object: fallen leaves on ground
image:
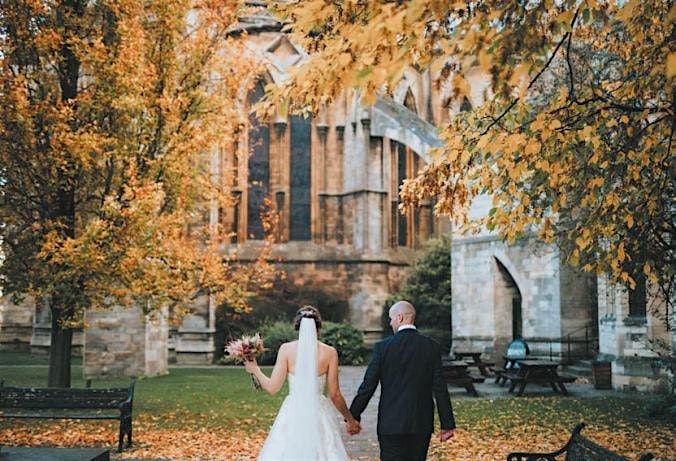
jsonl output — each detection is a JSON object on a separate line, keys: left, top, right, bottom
{"left": 429, "top": 423, "right": 674, "bottom": 460}
{"left": 1, "top": 419, "right": 673, "bottom": 460}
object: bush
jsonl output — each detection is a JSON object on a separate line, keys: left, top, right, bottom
{"left": 383, "top": 236, "right": 452, "bottom": 339}
{"left": 321, "top": 322, "right": 366, "bottom": 365}
{"left": 418, "top": 328, "right": 452, "bottom": 355}
{"left": 252, "top": 320, "right": 366, "bottom": 366}
{"left": 215, "top": 276, "right": 350, "bottom": 360}
{"left": 258, "top": 321, "right": 296, "bottom": 365}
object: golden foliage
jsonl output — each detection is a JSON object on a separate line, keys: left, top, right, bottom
{"left": 0, "top": 1, "right": 276, "bottom": 327}
{"left": 272, "top": 0, "right": 674, "bottom": 299}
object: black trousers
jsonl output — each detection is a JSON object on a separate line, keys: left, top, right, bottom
{"left": 378, "top": 433, "right": 432, "bottom": 461}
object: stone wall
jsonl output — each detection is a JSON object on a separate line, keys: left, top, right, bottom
{"left": 597, "top": 275, "right": 672, "bottom": 392}
{"left": 28, "top": 302, "right": 84, "bottom": 355}
{"left": 84, "top": 306, "right": 168, "bottom": 379}
{"left": 279, "top": 255, "right": 412, "bottom": 345}
{"left": 451, "top": 234, "right": 597, "bottom": 362}
{"left": 0, "top": 296, "right": 34, "bottom": 351}
{"left": 175, "top": 296, "right": 215, "bottom": 365}
{"left": 559, "top": 264, "right": 598, "bottom": 357}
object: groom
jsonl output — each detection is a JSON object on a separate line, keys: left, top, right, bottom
{"left": 349, "top": 301, "right": 455, "bottom": 461}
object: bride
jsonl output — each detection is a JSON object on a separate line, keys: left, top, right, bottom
{"left": 244, "top": 306, "right": 361, "bottom": 460}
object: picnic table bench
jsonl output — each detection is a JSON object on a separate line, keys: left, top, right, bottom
{"left": 452, "top": 350, "right": 495, "bottom": 377}
{"left": 503, "top": 360, "right": 575, "bottom": 396}
{"left": 441, "top": 359, "right": 484, "bottom": 397}
{"left": 507, "top": 422, "right": 654, "bottom": 460}
{"left": 0, "top": 380, "right": 135, "bottom": 452}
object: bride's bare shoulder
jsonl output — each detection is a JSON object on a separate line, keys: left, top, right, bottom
{"left": 318, "top": 341, "right": 337, "bottom": 354}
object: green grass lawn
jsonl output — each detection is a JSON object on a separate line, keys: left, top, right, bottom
{"left": 1, "top": 360, "right": 285, "bottom": 431}
{"left": 1, "top": 352, "right": 674, "bottom": 460}
{"left": 0, "top": 352, "right": 673, "bottom": 437}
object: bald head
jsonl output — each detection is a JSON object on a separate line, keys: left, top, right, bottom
{"left": 388, "top": 301, "right": 416, "bottom": 332}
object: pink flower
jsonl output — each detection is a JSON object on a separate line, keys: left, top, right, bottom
{"left": 224, "top": 333, "right": 265, "bottom": 362}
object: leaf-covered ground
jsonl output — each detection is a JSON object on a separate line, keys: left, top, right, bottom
{"left": 1, "top": 360, "right": 673, "bottom": 460}
{"left": 2, "top": 418, "right": 672, "bottom": 460}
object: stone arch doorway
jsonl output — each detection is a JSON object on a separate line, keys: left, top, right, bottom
{"left": 493, "top": 256, "right": 524, "bottom": 359}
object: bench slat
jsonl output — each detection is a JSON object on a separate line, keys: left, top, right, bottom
{"left": 1, "top": 412, "right": 121, "bottom": 420}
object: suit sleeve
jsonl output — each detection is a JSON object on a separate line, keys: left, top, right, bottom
{"left": 349, "top": 342, "right": 382, "bottom": 422}
{"left": 432, "top": 343, "right": 456, "bottom": 430}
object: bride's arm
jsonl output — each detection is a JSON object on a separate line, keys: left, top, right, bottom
{"left": 244, "top": 344, "right": 289, "bottom": 395}
{"left": 326, "top": 347, "right": 358, "bottom": 424}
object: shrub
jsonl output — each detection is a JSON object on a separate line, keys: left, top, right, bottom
{"left": 418, "top": 328, "right": 452, "bottom": 355}
{"left": 252, "top": 320, "right": 365, "bottom": 366}
{"left": 215, "top": 276, "right": 350, "bottom": 360}
{"left": 383, "top": 236, "right": 452, "bottom": 346}
{"left": 321, "top": 322, "right": 366, "bottom": 365}
{"left": 258, "top": 321, "right": 296, "bottom": 365}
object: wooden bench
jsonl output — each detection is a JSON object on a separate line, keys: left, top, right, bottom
{"left": 507, "top": 423, "right": 654, "bottom": 460}
{"left": 503, "top": 360, "right": 576, "bottom": 396}
{"left": 503, "top": 371, "right": 575, "bottom": 395}
{"left": 0, "top": 380, "right": 135, "bottom": 452}
{"left": 441, "top": 360, "right": 482, "bottom": 397}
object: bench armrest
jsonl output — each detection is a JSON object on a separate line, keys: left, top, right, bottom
{"left": 118, "top": 379, "right": 136, "bottom": 412}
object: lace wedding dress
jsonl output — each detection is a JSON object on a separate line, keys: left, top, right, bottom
{"left": 257, "top": 318, "right": 350, "bottom": 461}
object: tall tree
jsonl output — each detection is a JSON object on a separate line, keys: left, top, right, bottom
{"left": 0, "top": 0, "right": 274, "bottom": 387}
{"left": 272, "top": 0, "right": 674, "bottom": 313}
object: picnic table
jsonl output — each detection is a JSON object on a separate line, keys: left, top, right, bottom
{"left": 441, "top": 359, "right": 484, "bottom": 397}
{"left": 502, "top": 359, "right": 575, "bottom": 397}
{"left": 451, "top": 351, "right": 494, "bottom": 377}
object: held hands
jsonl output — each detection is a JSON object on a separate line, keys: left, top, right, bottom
{"left": 345, "top": 418, "right": 361, "bottom": 435}
{"left": 439, "top": 428, "right": 454, "bottom": 442}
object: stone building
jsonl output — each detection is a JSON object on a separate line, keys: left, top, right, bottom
{"left": 597, "top": 276, "right": 674, "bottom": 392}
{"left": 0, "top": 5, "right": 672, "bottom": 390}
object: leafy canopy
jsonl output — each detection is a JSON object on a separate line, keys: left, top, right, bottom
{"left": 273, "top": 0, "right": 674, "bottom": 302}
{"left": 0, "top": 0, "right": 275, "bottom": 325}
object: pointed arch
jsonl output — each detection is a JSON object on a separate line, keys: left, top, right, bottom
{"left": 404, "top": 88, "right": 418, "bottom": 114}
{"left": 492, "top": 253, "right": 526, "bottom": 340}
{"left": 460, "top": 96, "right": 473, "bottom": 112}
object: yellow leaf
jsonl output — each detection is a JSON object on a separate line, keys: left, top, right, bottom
{"left": 667, "top": 52, "right": 676, "bottom": 78}
{"left": 452, "top": 74, "right": 471, "bottom": 97}
{"left": 478, "top": 49, "right": 492, "bottom": 72}
{"left": 525, "top": 141, "right": 541, "bottom": 156}
{"left": 580, "top": 125, "right": 593, "bottom": 141}
{"left": 625, "top": 215, "right": 634, "bottom": 229}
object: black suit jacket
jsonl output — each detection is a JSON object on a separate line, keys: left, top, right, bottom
{"left": 349, "top": 328, "right": 455, "bottom": 435}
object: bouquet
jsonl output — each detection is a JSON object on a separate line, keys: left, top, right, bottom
{"left": 224, "top": 333, "right": 266, "bottom": 389}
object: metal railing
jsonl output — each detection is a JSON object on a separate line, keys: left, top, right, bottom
{"left": 556, "top": 324, "right": 599, "bottom": 364}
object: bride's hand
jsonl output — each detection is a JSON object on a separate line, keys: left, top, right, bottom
{"left": 244, "top": 357, "right": 258, "bottom": 374}
{"left": 346, "top": 418, "right": 361, "bottom": 435}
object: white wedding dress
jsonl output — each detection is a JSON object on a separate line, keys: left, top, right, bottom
{"left": 257, "top": 318, "right": 350, "bottom": 461}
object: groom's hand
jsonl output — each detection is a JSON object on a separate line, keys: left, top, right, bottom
{"left": 439, "top": 429, "right": 454, "bottom": 442}
{"left": 346, "top": 419, "right": 361, "bottom": 435}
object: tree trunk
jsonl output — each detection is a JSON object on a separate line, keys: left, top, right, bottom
{"left": 47, "top": 306, "right": 73, "bottom": 388}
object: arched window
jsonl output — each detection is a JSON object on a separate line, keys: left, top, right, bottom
{"left": 247, "top": 81, "right": 270, "bottom": 240}
{"left": 460, "top": 96, "right": 473, "bottom": 112}
{"left": 390, "top": 89, "right": 432, "bottom": 248}
{"left": 289, "top": 115, "right": 311, "bottom": 241}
